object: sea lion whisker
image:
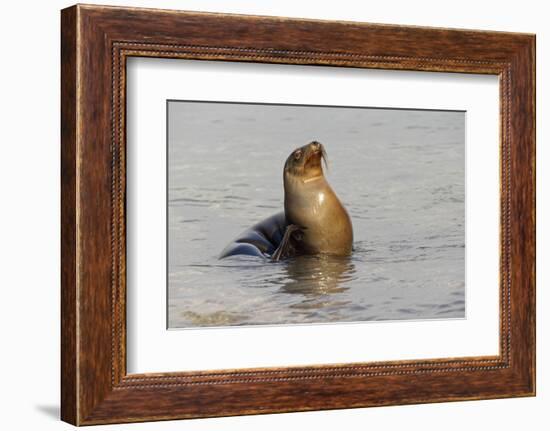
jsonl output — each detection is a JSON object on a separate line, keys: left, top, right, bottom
{"left": 321, "top": 146, "right": 329, "bottom": 171}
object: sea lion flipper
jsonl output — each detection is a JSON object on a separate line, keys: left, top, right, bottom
{"left": 271, "top": 224, "right": 302, "bottom": 262}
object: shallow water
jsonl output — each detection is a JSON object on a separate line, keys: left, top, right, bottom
{"left": 168, "top": 102, "right": 465, "bottom": 328}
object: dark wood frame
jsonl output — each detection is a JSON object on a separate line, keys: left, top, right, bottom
{"left": 61, "top": 4, "right": 536, "bottom": 426}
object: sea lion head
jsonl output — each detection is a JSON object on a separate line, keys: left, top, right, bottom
{"left": 284, "top": 141, "right": 328, "bottom": 183}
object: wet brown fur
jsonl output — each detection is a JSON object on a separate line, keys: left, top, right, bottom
{"left": 283, "top": 141, "right": 353, "bottom": 256}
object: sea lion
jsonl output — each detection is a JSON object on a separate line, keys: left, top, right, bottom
{"left": 218, "top": 211, "right": 287, "bottom": 259}
{"left": 219, "top": 141, "right": 353, "bottom": 260}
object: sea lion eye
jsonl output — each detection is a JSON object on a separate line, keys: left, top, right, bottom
{"left": 294, "top": 150, "right": 302, "bottom": 160}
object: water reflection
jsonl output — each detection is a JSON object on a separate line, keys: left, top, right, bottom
{"left": 277, "top": 255, "right": 356, "bottom": 295}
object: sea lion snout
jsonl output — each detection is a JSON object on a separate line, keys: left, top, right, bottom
{"left": 310, "top": 141, "right": 321, "bottom": 151}
{"left": 307, "top": 141, "right": 324, "bottom": 159}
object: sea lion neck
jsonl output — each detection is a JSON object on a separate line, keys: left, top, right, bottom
{"left": 302, "top": 174, "right": 324, "bottom": 184}
{"left": 284, "top": 171, "right": 326, "bottom": 192}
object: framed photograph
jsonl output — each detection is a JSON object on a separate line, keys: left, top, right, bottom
{"left": 61, "top": 4, "right": 535, "bottom": 425}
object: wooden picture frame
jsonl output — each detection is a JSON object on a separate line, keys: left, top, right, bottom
{"left": 61, "top": 4, "right": 535, "bottom": 425}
